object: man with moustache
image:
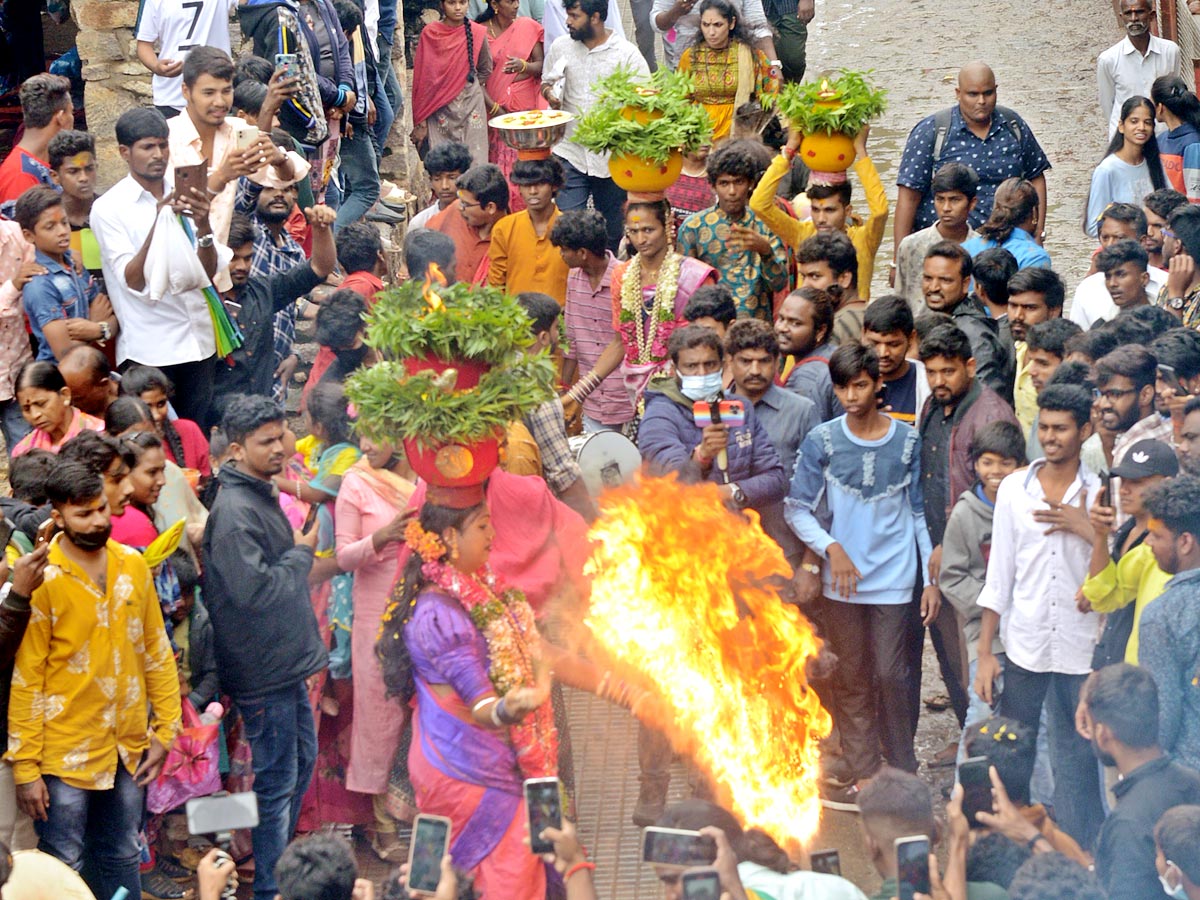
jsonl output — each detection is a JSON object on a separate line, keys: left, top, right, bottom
{"left": 203, "top": 395, "right": 322, "bottom": 900}
{"left": 774, "top": 287, "right": 840, "bottom": 422}
{"left": 921, "top": 242, "right": 1010, "bottom": 399}
{"left": 1098, "top": 0, "right": 1179, "bottom": 138}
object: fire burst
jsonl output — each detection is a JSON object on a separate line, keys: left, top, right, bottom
{"left": 584, "top": 476, "right": 831, "bottom": 849}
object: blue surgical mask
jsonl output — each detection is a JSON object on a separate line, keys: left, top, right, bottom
{"left": 679, "top": 372, "right": 723, "bottom": 402}
{"left": 1160, "top": 871, "right": 1188, "bottom": 900}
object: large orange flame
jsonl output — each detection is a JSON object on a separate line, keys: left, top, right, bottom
{"left": 422, "top": 262, "right": 448, "bottom": 311}
{"left": 584, "top": 476, "right": 831, "bottom": 850}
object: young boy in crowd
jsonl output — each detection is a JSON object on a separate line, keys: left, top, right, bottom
{"left": 939, "top": 421, "right": 1026, "bottom": 764}
{"left": 408, "top": 142, "right": 472, "bottom": 231}
{"left": 1023, "top": 318, "right": 1082, "bottom": 458}
{"left": 488, "top": 158, "right": 570, "bottom": 301}
{"left": 861, "top": 294, "right": 929, "bottom": 426}
{"left": 46, "top": 130, "right": 100, "bottom": 281}
{"left": 894, "top": 162, "right": 979, "bottom": 312}
{"left": 13, "top": 185, "right": 116, "bottom": 362}
{"left": 0, "top": 449, "right": 54, "bottom": 546}
{"left": 1095, "top": 238, "right": 1151, "bottom": 322}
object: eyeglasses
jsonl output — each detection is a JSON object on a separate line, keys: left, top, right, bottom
{"left": 1162, "top": 227, "right": 1177, "bottom": 240}
{"left": 457, "top": 194, "right": 481, "bottom": 209}
{"left": 1092, "top": 387, "right": 1138, "bottom": 401}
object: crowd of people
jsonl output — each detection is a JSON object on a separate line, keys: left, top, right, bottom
{"left": 0, "top": 0, "right": 1198, "bottom": 899}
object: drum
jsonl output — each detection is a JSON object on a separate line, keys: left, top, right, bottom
{"left": 572, "top": 431, "right": 642, "bottom": 497}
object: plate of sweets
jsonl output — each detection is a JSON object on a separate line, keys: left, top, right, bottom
{"left": 488, "top": 109, "right": 574, "bottom": 158}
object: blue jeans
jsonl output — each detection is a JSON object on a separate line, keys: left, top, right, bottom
{"left": 36, "top": 765, "right": 143, "bottom": 900}
{"left": 557, "top": 159, "right": 627, "bottom": 253}
{"left": 377, "top": 34, "right": 404, "bottom": 119}
{"left": 370, "top": 78, "right": 395, "bottom": 158}
{"left": 582, "top": 415, "right": 625, "bottom": 434}
{"left": 0, "top": 397, "right": 31, "bottom": 457}
{"left": 334, "top": 123, "right": 381, "bottom": 232}
{"left": 237, "top": 682, "right": 318, "bottom": 900}
{"left": 958, "top": 654, "right": 1055, "bottom": 806}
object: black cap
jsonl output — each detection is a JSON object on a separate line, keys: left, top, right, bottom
{"left": 1109, "top": 439, "right": 1180, "bottom": 479}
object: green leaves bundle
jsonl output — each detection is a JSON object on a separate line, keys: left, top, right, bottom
{"left": 572, "top": 66, "right": 713, "bottom": 165}
{"left": 767, "top": 69, "right": 887, "bottom": 136}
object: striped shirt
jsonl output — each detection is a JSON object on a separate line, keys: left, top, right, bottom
{"left": 564, "top": 253, "right": 634, "bottom": 426}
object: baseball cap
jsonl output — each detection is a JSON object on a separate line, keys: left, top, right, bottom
{"left": 1109, "top": 439, "right": 1180, "bottom": 479}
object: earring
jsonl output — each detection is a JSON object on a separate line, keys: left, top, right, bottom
{"left": 449, "top": 532, "right": 459, "bottom": 561}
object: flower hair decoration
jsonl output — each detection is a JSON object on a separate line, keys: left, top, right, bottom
{"left": 404, "top": 519, "right": 446, "bottom": 563}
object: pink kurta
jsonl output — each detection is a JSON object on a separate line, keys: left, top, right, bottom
{"left": 335, "top": 469, "right": 417, "bottom": 794}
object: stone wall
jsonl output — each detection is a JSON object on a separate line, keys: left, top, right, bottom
{"left": 72, "top": 0, "right": 426, "bottom": 199}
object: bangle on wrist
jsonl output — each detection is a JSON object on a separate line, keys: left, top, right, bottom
{"left": 783, "top": 146, "right": 796, "bottom": 161}
{"left": 1025, "top": 833, "right": 1046, "bottom": 851}
{"left": 490, "top": 699, "right": 504, "bottom": 727}
{"left": 564, "top": 861, "right": 596, "bottom": 882}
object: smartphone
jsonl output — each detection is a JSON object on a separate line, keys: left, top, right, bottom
{"left": 641, "top": 827, "right": 717, "bottom": 870}
{"left": 0, "top": 517, "right": 14, "bottom": 552}
{"left": 524, "top": 776, "right": 562, "bottom": 855}
{"left": 895, "top": 835, "right": 931, "bottom": 900}
{"left": 407, "top": 814, "right": 452, "bottom": 896}
{"left": 1097, "top": 471, "right": 1111, "bottom": 509}
{"left": 692, "top": 399, "right": 746, "bottom": 429}
{"left": 959, "top": 756, "right": 993, "bottom": 828}
{"left": 301, "top": 503, "right": 320, "bottom": 535}
{"left": 173, "top": 161, "right": 208, "bottom": 200}
{"left": 275, "top": 52, "right": 298, "bottom": 79}
{"left": 1158, "top": 363, "right": 1189, "bottom": 397}
{"left": 233, "top": 123, "right": 260, "bottom": 151}
{"left": 35, "top": 518, "right": 56, "bottom": 548}
{"left": 810, "top": 849, "right": 841, "bottom": 877}
{"left": 186, "top": 792, "right": 259, "bottom": 836}
{"left": 680, "top": 867, "right": 722, "bottom": 900}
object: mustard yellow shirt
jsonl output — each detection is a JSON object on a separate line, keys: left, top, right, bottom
{"left": 1014, "top": 342, "right": 1037, "bottom": 437}
{"left": 7, "top": 537, "right": 181, "bottom": 789}
{"left": 487, "top": 207, "right": 570, "bottom": 303}
{"left": 1082, "top": 541, "right": 1172, "bottom": 664}
{"left": 749, "top": 152, "right": 889, "bottom": 300}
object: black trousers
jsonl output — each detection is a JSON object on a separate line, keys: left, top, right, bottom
{"left": 124, "top": 355, "right": 218, "bottom": 429}
{"left": 998, "top": 661, "right": 1104, "bottom": 849}
{"left": 823, "top": 598, "right": 918, "bottom": 778}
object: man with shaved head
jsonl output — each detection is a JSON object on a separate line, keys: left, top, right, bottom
{"left": 893, "top": 62, "right": 1051, "bottom": 270}
{"left": 58, "top": 344, "right": 118, "bottom": 418}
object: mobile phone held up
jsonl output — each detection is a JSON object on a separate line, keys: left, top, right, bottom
{"left": 959, "top": 756, "right": 993, "bottom": 828}
{"left": 680, "top": 867, "right": 722, "bottom": 900}
{"left": 408, "top": 814, "right": 452, "bottom": 896}
{"left": 895, "top": 835, "right": 931, "bottom": 900}
{"left": 525, "top": 776, "right": 562, "bottom": 855}
{"left": 810, "top": 849, "right": 841, "bottom": 877}
{"left": 641, "top": 827, "right": 717, "bottom": 870}
{"left": 35, "top": 518, "right": 56, "bottom": 548}
{"left": 301, "top": 502, "right": 320, "bottom": 535}
{"left": 1159, "top": 363, "right": 1189, "bottom": 397}
{"left": 275, "top": 52, "right": 298, "bottom": 80}
{"left": 186, "top": 791, "right": 259, "bottom": 837}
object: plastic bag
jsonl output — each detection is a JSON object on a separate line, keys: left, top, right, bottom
{"left": 146, "top": 701, "right": 222, "bottom": 814}
{"left": 146, "top": 207, "right": 210, "bottom": 302}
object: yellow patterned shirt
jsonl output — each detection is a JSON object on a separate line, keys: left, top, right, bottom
{"left": 6, "top": 537, "right": 182, "bottom": 789}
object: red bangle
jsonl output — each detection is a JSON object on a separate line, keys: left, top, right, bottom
{"left": 783, "top": 146, "right": 797, "bottom": 161}
{"left": 565, "top": 861, "right": 596, "bottom": 882}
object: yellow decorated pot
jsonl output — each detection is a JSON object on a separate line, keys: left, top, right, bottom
{"left": 608, "top": 151, "right": 684, "bottom": 193}
{"left": 799, "top": 130, "right": 856, "bottom": 174}
{"left": 620, "top": 88, "right": 664, "bottom": 124}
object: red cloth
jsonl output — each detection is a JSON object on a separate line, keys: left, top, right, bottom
{"left": 164, "top": 417, "right": 212, "bottom": 477}
{"left": 429, "top": 203, "right": 491, "bottom": 287}
{"left": 110, "top": 506, "right": 159, "bottom": 547}
{"left": 412, "top": 20, "right": 489, "bottom": 126}
{"left": 339, "top": 270, "right": 384, "bottom": 306}
{"left": 485, "top": 17, "right": 546, "bottom": 112}
{"left": 0, "top": 147, "right": 51, "bottom": 204}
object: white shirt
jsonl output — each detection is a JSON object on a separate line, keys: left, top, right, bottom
{"left": 91, "top": 173, "right": 232, "bottom": 367}
{"left": 1068, "top": 265, "right": 1166, "bottom": 329}
{"left": 542, "top": 0, "right": 625, "bottom": 53}
{"left": 135, "top": 0, "right": 238, "bottom": 111}
{"left": 408, "top": 202, "right": 443, "bottom": 231}
{"left": 1097, "top": 35, "right": 1180, "bottom": 138}
{"left": 738, "top": 862, "right": 869, "bottom": 900}
{"left": 978, "top": 460, "right": 1103, "bottom": 675}
{"left": 545, "top": 31, "right": 649, "bottom": 177}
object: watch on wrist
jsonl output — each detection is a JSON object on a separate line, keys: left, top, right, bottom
{"left": 800, "top": 562, "right": 820, "bottom": 576}
{"left": 729, "top": 483, "right": 747, "bottom": 507}
{"left": 1168, "top": 295, "right": 1187, "bottom": 311}
{"left": 98, "top": 321, "right": 111, "bottom": 342}
{"left": 196, "top": 232, "right": 215, "bottom": 249}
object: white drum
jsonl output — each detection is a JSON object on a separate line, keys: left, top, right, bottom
{"left": 572, "top": 431, "right": 642, "bottom": 496}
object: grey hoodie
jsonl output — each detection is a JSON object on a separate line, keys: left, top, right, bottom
{"left": 940, "top": 486, "right": 1004, "bottom": 663}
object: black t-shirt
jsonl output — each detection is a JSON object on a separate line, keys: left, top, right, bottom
{"left": 882, "top": 364, "right": 919, "bottom": 424}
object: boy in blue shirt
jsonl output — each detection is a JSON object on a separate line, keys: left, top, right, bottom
{"left": 786, "top": 342, "right": 940, "bottom": 808}
{"left": 13, "top": 185, "right": 115, "bottom": 362}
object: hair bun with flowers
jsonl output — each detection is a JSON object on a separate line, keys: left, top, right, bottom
{"left": 405, "top": 518, "right": 447, "bottom": 563}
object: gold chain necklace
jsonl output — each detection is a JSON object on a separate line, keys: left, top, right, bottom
{"left": 622, "top": 251, "right": 682, "bottom": 363}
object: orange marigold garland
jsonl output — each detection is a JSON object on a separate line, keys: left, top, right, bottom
{"left": 404, "top": 519, "right": 447, "bottom": 563}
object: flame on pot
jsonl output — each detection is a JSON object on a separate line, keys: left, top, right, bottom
{"left": 422, "top": 262, "right": 448, "bottom": 312}
{"left": 817, "top": 78, "right": 839, "bottom": 101}
{"left": 584, "top": 476, "right": 831, "bottom": 849}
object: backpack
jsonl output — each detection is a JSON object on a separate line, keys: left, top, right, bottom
{"left": 931, "top": 105, "right": 1023, "bottom": 163}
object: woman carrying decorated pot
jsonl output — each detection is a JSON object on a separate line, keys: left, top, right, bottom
{"left": 478, "top": 0, "right": 546, "bottom": 187}
{"left": 678, "top": 0, "right": 777, "bottom": 143}
{"left": 612, "top": 199, "right": 717, "bottom": 411}
{"left": 411, "top": 0, "right": 501, "bottom": 165}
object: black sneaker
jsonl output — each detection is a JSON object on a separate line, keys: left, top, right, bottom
{"left": 819, "top": 781, "right": 861, "bottom": 812}
{"left": 141, "top": 866, "right": 187, "bottom": 900}
{"left": 154, "top": 856, "right": 193, "bottom": 881}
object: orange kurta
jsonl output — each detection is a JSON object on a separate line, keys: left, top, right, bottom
{"left": 487, "top": 207, "right": 569, "bottom": 302}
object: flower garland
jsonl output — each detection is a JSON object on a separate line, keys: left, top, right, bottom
{"left": 404, "top": 518, "right": 446, "bottom": 563}
{"left": 423, "top": 560, "right": 559, "bottom": 779}
{"left": 617, "top": 250, "right": 683, "bottom": 364}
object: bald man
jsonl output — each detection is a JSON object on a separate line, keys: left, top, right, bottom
{"left": 893, "top": 63, "right": 1050, "bottom": 270}
{"left": 58, "top": 344, "right": 118, "bottom": 418}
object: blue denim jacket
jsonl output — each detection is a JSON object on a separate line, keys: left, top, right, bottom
{"left": 21, "top": 248, "right": 95, "bottom": 361}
